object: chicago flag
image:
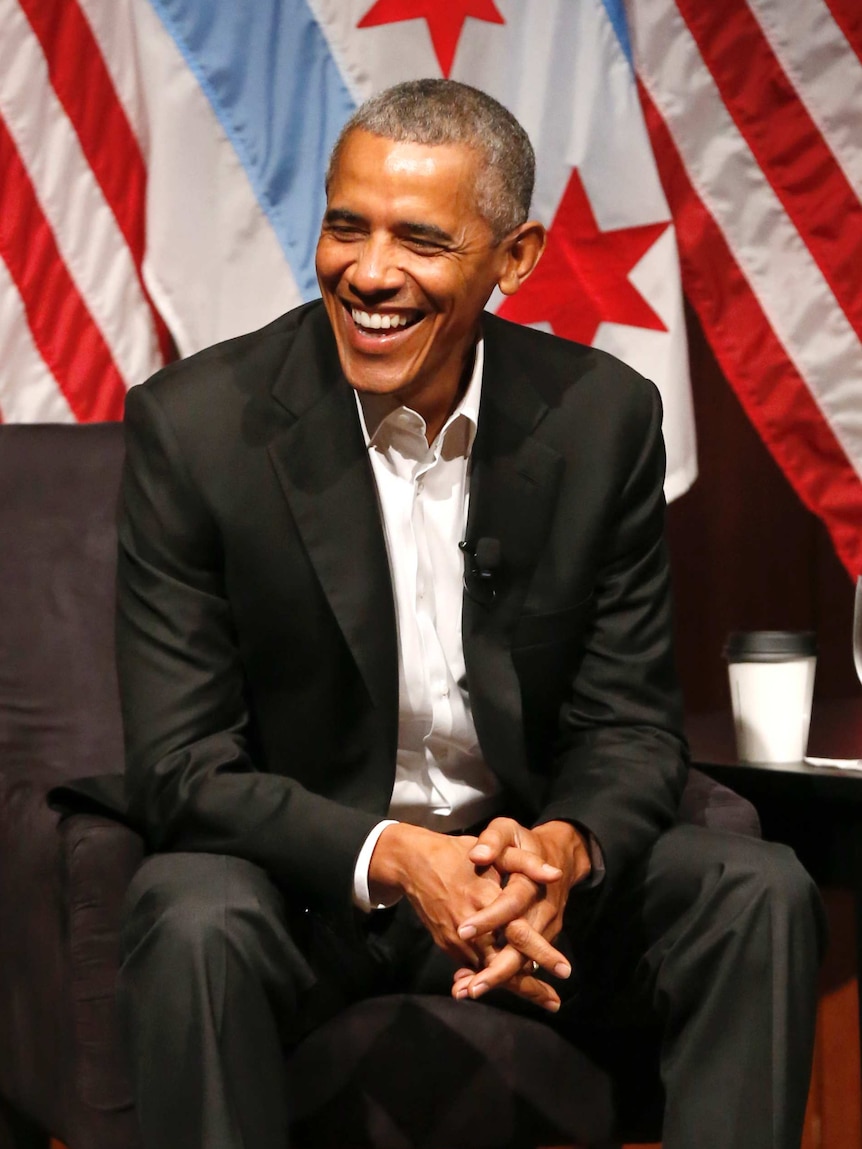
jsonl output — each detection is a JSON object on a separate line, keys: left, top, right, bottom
{"left": 6, "top": 0, "right": 746, "bottom": 519}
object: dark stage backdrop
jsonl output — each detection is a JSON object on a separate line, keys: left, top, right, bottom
{"left": 667, "top": 304, "right": 858, "bottom": 716}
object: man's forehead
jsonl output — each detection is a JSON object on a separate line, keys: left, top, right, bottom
{"left": 331, "top": 129, "right": 481, "bottom": 181}
{"left": 325, "top": 132, "right": 486, "bottom": 229}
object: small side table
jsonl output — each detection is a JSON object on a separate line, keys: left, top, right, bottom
{"left": 687, "top": 698, "right": 862, "bottom": 1080}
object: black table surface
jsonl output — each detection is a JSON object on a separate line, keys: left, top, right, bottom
{"left": 686, "top": 696, "right": 862, "bottom": 886}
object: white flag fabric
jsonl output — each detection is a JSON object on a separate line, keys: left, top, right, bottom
{"left": 628, "top": 0, "right": 862, "bottom": 573}
{"left": 0, "top": 0, "right": 696, "bottom": 500}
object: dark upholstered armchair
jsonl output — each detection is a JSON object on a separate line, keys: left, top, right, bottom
{"left": 0, "top": 423, "right": 760, "bottom": 1149}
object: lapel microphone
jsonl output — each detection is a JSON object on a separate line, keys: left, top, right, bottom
{"left": 459, "top": 537, "right": 502, "bottom": 605}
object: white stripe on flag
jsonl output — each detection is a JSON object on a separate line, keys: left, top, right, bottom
{"left": 630, "top": 0, "right": 862, "bottom": 475}
{"left": 306, "top": 0, "right": 375, "bottom": 102}
{"left": 0, "top": 1, "right": 160, "bottom": 391}
{"left": 0, "top": 254, "right": 76, "bottom": 423}
{"left": 308, "top": 0, "right": 443, "bottom": 95}
{"left": 747, "top": 0, "right": 862, "bottom": 196}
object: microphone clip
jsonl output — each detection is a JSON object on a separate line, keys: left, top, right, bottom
{"left": 459, "top": 537, "right": 501, "bottom": 606}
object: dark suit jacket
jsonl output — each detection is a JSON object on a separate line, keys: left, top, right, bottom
{"left": 78, "top": 300, "right": 687, "bottom": 915}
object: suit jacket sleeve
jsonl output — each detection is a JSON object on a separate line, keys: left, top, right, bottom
{"left": 534, "top": 381, "right": 688, "bottom": 885}
{"left": 117, "top": 383, "right": 380, "bottom": 913}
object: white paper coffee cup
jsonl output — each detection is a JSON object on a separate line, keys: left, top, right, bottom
{"left": 724, "top": 631, "right": 817, "bottom": 764}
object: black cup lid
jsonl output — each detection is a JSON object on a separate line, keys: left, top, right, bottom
{"left": 724, "top": 630, "right": 817, "bottom": 662}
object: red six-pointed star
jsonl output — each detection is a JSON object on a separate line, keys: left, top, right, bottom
{"left": 499, "top": 168, "right": 670, "bottom": 346}
{"left": 358, "top": 0, "right": 505, "bottom": 78}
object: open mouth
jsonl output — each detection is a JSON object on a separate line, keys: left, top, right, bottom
{"left": 349, "top": 306, "right": 422, "bottom": 335}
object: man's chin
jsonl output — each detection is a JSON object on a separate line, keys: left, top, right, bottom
{"left": 335, "top": 346, "right": 422, "bottom": 399}
{"left": 344, "top": 372, "right": 416, "bottom": 398}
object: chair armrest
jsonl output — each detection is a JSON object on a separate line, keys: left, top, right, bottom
{"left": 60, "top": 813, "right": 144, "bottom": 1113}
{"left": 0, "top": 761, "right": 143, "bottom": 1141}
{"left": 677, "top": 767, "right": 762, "bottom": 838}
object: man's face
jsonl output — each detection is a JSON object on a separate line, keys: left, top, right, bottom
{"left": 316, "top": 130, "right": 513, "bottom": 414}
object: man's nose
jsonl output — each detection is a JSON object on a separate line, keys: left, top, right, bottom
{"left": 349, "top": 235, "right": 403, "bottom": 295}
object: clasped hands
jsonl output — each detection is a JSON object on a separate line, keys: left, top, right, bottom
{"left": 369, "top": 816, "right": 591, "bottom": 1012}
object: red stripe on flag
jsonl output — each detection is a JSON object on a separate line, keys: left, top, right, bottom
{"left": 0, "top": 114, "right": 127, "bottom": 422}
{"left": 823, "top": 0, "right": 862, "bottom": 65}
{"left": 638, "top": 79, "right": 862, "bottom": 578}
{"left": 20, "top": 0, "right": 173, "bottom": 363}
{"left": 675, "top": 0, "right": 862, "bottom": 342}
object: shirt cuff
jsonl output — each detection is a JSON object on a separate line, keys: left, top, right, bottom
{"left": 352, "top": 819, "right": 401, "bottom": 913}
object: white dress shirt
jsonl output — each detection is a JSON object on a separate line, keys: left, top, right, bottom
{"left": 351, "top": 340, "right": 502, "bottom": 910}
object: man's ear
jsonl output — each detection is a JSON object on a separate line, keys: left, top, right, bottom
{"left": 497, "top": 221, "right": 546, "bottom": 296}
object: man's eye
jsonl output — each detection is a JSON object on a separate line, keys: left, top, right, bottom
{"left": 405, "top": 237, "right": 445, "bottom": 253}
{"left": 328, "top": 225, "right": 364, "bottom": 241}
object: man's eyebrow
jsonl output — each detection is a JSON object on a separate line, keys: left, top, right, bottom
{"left": 323, "top": 208, "right": 366, "bottom": 226}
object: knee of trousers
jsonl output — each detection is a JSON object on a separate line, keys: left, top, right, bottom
{"left": 119, "top": 852, "right": 296, "bottom": 989}
{"left": 645, "top": 827, "right": 827, "bottom": 958}
{"left": 686, "top": 834, "right": 827, "bottom": 955}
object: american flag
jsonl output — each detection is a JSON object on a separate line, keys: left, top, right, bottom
{"left": 628, "top": 0, "right": 862, "bottom": 575}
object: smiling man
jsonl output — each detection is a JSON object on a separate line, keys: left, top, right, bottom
{"left": 111, "top": 80, "right": 824, "bottom": 1149}
{"left": 316, "top": 125, "right": 542, "bottom": 436}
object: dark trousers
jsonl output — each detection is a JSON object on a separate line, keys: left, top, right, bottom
{"left": 118, "top": 825, "right": 826, "bottom": 1149}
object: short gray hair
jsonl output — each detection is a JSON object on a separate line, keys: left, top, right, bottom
{"left": 326, "top": 79, "right": 535, "bottom": 240}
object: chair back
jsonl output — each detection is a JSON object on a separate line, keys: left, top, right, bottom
{"left": 0, "top": 423, "right": 125, "bottom": 784}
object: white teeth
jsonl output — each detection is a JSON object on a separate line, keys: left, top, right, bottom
{"left": 351, "top": 309, "right": 410, "bottom": 331}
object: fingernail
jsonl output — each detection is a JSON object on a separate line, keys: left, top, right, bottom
{"left": 470, "top": 982, "right": 489, "bottom": 998}
{"left": 458, "top": 924, "right": 477, "bottom": 940}
{"left": 543, "top": 1000, "right": 561, "bottom": 1013}
{"left": 542, "top": 864, "right": 562, "bottom": 877}
{"left": 454, "top": 988, "right": 469, "bottom": 1000}
{"left": 554, "top": 962, "right": 571, "bottom": 979}
{"left": 472, "top": 845, "right": 492, "bottom": 859}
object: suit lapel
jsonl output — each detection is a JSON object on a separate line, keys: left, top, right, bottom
{"left": 463, "top": 328, "right": 564, "bottom": 810}
{"left": 266, "top": 310, "right": 398, "bottom": 752}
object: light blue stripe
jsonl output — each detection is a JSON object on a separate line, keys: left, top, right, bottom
{"left": 149, "top": 0, "right": 356, "bottom": 301}
{"left": 599, "top": 0, "right": 634, "bottom": 68}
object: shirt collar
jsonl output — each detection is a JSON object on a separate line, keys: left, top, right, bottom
{"left": 355, "top": 337, "right": 484, "bottom": 454}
